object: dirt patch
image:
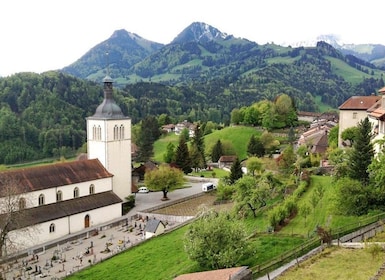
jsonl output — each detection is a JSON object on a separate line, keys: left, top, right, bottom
{"left": 150, "top": 193, "right": 233, "bottom": 216}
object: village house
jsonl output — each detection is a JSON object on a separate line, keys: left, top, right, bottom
{"left": 0, "top": 75, "right": 132, "bottom": 255}
{"left": 338, "top": 95, "right": 381, "bottom": 147}
{"left": 174, "top": 120, "right": 196, "bottom": 138}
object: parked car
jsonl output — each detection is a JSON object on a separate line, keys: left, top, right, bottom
{"left": 138, "top": 186, "right": 150, "bottom": 193}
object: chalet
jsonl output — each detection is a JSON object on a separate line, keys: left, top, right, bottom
{"left": 161, "top": 124, "right": 175, "bottom": 134}
{"left": 0, "top": 75, "right": 132, "bottom": 255}
{"left": 218, "top": 156, "right": 237, "bottom": 169}
{"left": 338, "top": 95, "right": 381, "bottom": 147}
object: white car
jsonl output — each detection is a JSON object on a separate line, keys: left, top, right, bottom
{"left": 138, "top": 186, "right": 150, "bottom": 193}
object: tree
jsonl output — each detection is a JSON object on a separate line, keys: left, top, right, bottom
{"left": 0, "top": 175, "right": 35, "bottom": 258}
{"left": 334, "top": 177, "right": 370, "bottom": 215}
{"left": 184, "top": 208, "right": 250, "bottom": 270}
{"left": 136, "top": 116, "right": 161, "bottom": 162}
{"left": 299, "top": 202, "right": 311, "bottom": 226}
{"left": 229, "top": 157, "right": 243, "bottom": 184}
{"left": 277, "top": 145, "right": 296, "bottom": 173}
{"left": 211, "top": 139, "right": 223, "bottom": 162}
{"left": 190, "top": 123, "right": 206, "bottom": 170}
{"left": 144, "top": 164, "right": 185, "bottom": 200}
{"left": 174, "top": 136, "right": 191, "bottom": 174}
{"left": 247, "top": 135, "right": 265, "bottom": 157}
{"left": 347, "top": 117, "right": 373, "bottom": 186}
{"left": 341, "top": 126, "right": 359, "bottom": 146}
{"left": 233, "top": 176, "right": 270, "bottom": 218}
{"left": 246, "top": 157, "right": 263, "bottom": 177}
{"left": 163, "top": 142, "right": 175, "bottom": 163}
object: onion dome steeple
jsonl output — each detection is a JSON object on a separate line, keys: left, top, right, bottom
{"left": 92, "top": 75, "right": 124, "bottom": 119}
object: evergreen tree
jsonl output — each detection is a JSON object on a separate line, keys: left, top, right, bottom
{"left": 163, "top": 142, "right": 175, "bottom": 163}
{"left": 191, "top": 123, "right": 206, "bottom": 167}
{"left": 174, "top": 136, "right": 191, "bottom": 174}
{"left": 247, "top": 135, "right": 265, "bottom": 157}
{"left": 229, "top": 157, "right": 243, "bottom": 184}
{"left": 136, "top": 116, "right": 161, "bottom": 162}
{"left": 190, "top": 144, "right": 205, "bottom": 172}
{"left": 348, "top": 117, "right": 373, "bottom": 186}
{"left": 211, "top": 139, "right": 223, "bottom": 162}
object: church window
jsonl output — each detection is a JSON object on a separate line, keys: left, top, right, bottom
{"left": 114, "top": 125, "right": 119, "bottom": 140}
{"left": 89, "top": 184, "right": 95, "bottom": 194}
{"left": 74, "top": 187, "right": 79, "bottom": 198}
{"left": 49, "top": 223, "right": 55, "bottom": 233}
{"left": 57, "top": 190, "right": 63, "bottom": 202}
{"left": 120, "top": 125, "right": 124, "bottom": 139}
{"left": 38, "top": 194, "right": 45, "bottom": 206}
{"left": 19, "top": 197, "right": 26, "bottom": 210}
{"left": 92, "top": 125, "right": 102, "bottom": 140}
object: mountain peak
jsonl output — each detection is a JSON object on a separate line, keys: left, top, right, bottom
{"left": 171, "top": 22, "right": 233, "bottom": 44}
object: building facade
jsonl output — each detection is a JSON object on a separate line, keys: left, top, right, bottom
{"left": 0, "top": 76, "right": 131, "bottom": 255}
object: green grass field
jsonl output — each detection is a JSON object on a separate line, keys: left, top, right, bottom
{"left": 65, "top": 174, "right": 385, "bottom": 279}
{"left": 153, "top": 126, "right": 262, "bottom": 164}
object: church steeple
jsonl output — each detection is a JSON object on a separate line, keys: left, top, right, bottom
{"left": 92, "top": 75, "right": 124, "bottom": 118}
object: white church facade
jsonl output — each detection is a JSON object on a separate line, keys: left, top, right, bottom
{"left": 0, "top": 76, "right": 132, "bottom": 255}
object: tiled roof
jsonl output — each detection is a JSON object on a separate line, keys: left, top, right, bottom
{"left": 0, "top": 159, "right": 113, "bottom": 195}
{"left": 218, "top": 156, "right": 237, "bottom": 162}
{"left": 3, "top": 191, "right": 122, "bottom": 230}
{"left": 174, "top": 266, "right": 251, "bottom": 280}
{"left": 338, "top": 96, "right": 381, "bottom": 110}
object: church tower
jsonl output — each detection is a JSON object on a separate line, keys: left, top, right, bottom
{"left": 86, "top": 75, "right": 132, "bottom": 201}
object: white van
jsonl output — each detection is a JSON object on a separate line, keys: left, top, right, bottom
{"left": 202, "top": 182, "right": 216, "bottom": 192}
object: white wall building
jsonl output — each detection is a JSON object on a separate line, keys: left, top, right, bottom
{"left": 0, "top": 76, "right": 132, "bottom": 255}
{"left": 338, "top": 95, "right": 380, "bottom": 147}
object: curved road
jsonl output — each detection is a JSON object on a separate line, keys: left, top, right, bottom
{"left": 129, "top": 176, "right": 219, "bottom": 214}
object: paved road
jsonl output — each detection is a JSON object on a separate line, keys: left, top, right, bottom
{"left": 1, "top": 176, "right": 218, "bottom": 280}
{"left": 131, "top": 176, "right": 218, "bottom": 213}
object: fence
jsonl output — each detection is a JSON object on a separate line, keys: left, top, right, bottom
{"left": 252, "top": 212, "right": 385, "bottom": 278}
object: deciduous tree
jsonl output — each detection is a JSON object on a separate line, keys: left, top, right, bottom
{"left": 144, "top": 164, "right": 185, "bottom": 200}
{"left": 184, "top": 208, "right": 250, "bottom": 270}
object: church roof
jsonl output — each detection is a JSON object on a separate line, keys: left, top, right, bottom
{"left": 89, "top": 75, "right": 128, "bottom": 119}
{"left": 0, "top": 159, "right": 113, "bottom": 195}
{"left": 4, "top": 191, "right": 122, "bottom": 230}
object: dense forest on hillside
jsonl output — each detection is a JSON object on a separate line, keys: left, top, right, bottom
{"left": 1, "top": 39, "right": 385, "bottom": 165}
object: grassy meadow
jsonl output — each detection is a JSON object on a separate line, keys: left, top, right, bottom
{"left": 65, "top": 127, "right": 385, "bottom": 279}
{"left": 153, "top": 126, "right": 262, "bottom": 164}
{"left": 65, "top": 173, "right": 385, "bottom": 280}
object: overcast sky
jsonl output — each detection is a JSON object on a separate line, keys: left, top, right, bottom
{"left": 1, "top": 0, "right": 384, "bottom": 77}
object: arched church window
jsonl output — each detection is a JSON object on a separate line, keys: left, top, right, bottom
{"left": 38, "top": 194, "right": 45, "bottom": 206}
{"left": 74, "top": 187, "right": 79, "bottom": 198}
{"left": 57, "top": 190, "right": 63, "bottom": 202}
{"left": 19, "top": 197, "right": 26, "bottom": 210}
{"left": 49, "top": 223, "right": 55, "bottom": 233}
{"left": 89, "top": 184, "right": 95, "bottom": 194}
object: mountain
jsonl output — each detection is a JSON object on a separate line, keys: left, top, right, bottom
{"left": 61, "top": 29, "right": 164, "bottom": 84}
{"left": 281, "top": 34, "right": 385, "bottom": 69}
{"left": 58, "top": 22, "right": 385, "bottom": 116}
{"left": 170, "top": 22, "right": 234, "bottom": 44}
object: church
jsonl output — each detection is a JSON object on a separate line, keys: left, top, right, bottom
{"left": 0, "top": 75, "right": 132, "bottom": 255}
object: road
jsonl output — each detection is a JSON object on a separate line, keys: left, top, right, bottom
{"left": 129, "top": 176, "right": 218, "bottom": 214}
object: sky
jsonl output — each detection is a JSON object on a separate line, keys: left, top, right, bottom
{"left": 1, "top": 0, "right": 385, "bottom": 77}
